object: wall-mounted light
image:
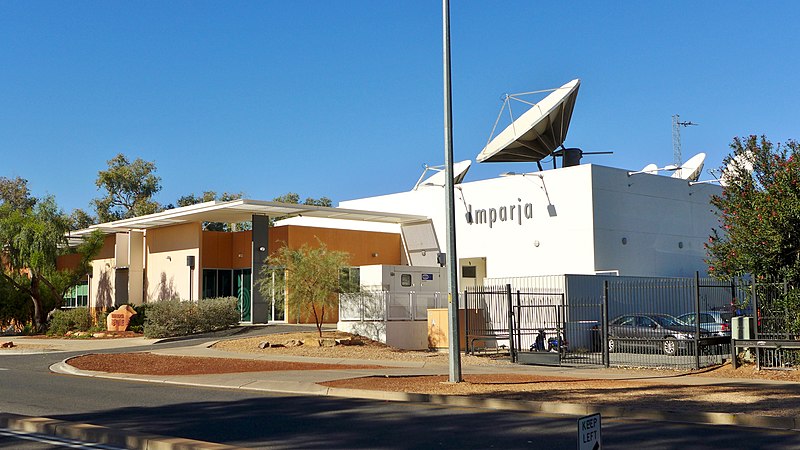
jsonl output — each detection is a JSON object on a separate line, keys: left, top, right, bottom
{"left": 237, "top": 253, "right": 244, "bottom": 258}
{"left": 166, "top": 256, "right": 172, "bottom": 261}
{"left": 621, "top": 237, "right": 628, "bottom": 245}
{"left": 533, "top": 240, "right": 540, "bottom": 247}
{"left": 678, "top": 241, "right": 684, "bottom": 249}
{"left": 258, "top": 246, "right": 266, "bottom": 252}
{"left": 372, "top": 252, "right": 379, "bottom": 257}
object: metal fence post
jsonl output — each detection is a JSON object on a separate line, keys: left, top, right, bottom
{"left": 753, "top": 280, "right": 760, "bottom": 370}
{"left": 463, "top": 289, "right": 470, "bottom": 355}
{"left": 506, "top": 283, "right": 515, "bottom": 363}
{"left": 603, "top": 280, "right": 610, "bottom": 368}
{"left": 694, "top": 271, "right": 701, "bottom": 370}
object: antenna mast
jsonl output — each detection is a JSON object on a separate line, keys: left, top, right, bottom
{"left": 672, "top": 114, "right": 698, "bottom": 166}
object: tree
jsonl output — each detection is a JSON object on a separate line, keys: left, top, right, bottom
{"left": 0, "top": 176, "right": 36, "bottom": 210}
{"left": 706, "top": 135, "right": 800, "bottom": 282}
{"left": 259, "top": 241, "right": 350, "bottom": 338}
{"left": 68, "top": 208, "right": 96, "bottom": 230}
{"left": 0, "top": 194, "right": 104, "bottom": 330}
{"left": 93, "top": 153, "right": 162, "bottom": 222}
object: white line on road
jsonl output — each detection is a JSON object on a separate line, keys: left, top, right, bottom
{"left": 0, "top": 428, "right": 125, "bottom": 449}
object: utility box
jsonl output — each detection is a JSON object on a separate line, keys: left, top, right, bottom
{"left": 732, "top": 316, "right": 753, "bottom": 340}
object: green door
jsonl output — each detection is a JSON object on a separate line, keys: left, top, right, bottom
{"left": 235, "top": 269, "right": 251, "bottom": 323}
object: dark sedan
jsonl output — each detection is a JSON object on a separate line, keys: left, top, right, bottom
{"left": 608, "top": 313, "right": 710, "bottom": 356}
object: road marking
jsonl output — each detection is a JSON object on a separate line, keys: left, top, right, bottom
{"left": 0, "top": 428, "right": 125, "bottom": 449}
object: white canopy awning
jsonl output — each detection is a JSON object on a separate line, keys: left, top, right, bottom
{"left": 68, "top": 199, "right": 428, "bottom": 236}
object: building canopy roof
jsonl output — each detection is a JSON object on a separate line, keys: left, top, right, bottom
{"left": 69, "top": 199, "right": 428, "bottom": 237}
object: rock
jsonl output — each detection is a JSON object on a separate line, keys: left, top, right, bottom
{"left": 284, "top": 339, "right": 303, "bottom": 347}
{"left": 258, "top": 341, "right": 271, "bottom": 349}
{"left": 1, "top": 341, "right": 14, "bottom": 348}
{"left": 336, "top": 338, "right": 363, "bottom": 346}
{"left": 320, "top": 338, "right": 336, "bottom": 347}
{"left": 92, "top": 332, "right": 106, "bottom": 338}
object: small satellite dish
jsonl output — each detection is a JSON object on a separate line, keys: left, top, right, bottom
{"left": 719, "top": 151, "right": 755, "bottom": 187}
{"left": 413, "top": 160, "right": 472, "bottom": 190}
{"left": 640, "top": 163, "right": 659, "bottom": 174}
{"left": 672, "top": 152, "right": 706, "bottom": 181}
{"left": 476, "top": 79, "right": 580, "bottom": 163}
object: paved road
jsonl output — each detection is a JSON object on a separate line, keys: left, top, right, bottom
{"left": 3, "top": 330, "right": 800, "bottom": 448}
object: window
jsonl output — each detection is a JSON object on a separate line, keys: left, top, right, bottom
{"left": 400, "top": 273, "right": 412, "bottom": 287}
{"left": 64, "top": 282, "right": 88, "bottom": 308}
{"left": 202, "top": 269, "right": 238, "bottom": 298}
{"left": 340, "top": 267, "right": 360, "bottom": 293}
{"left": 462, "top": 266, "right": 477, "bottom": 278}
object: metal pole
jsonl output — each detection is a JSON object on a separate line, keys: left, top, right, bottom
{"left": 442, "top": 0, "right": 461, "bottom": 382}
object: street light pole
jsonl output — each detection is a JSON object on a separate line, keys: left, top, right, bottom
{"left": 442, "top": 0, "right": 462, "bottom": 383}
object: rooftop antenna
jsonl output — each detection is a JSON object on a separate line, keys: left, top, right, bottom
{"left": 672, "top": 114, "right": 698, "bottom": 166}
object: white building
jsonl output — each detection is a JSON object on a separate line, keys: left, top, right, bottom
{"left": 280, "top": 162, "right": 721, "bottom": 284}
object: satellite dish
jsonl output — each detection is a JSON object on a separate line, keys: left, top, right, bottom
{"left": 640, "top": 163, "right": 659, "bottom": 174}
{"left": 413, "top": 160, "right": 472, "bottom": 190}
{"left": 672, "top": 152, "right": 706, "bottom": 181}
{"left": 720, "top": 151, "right": 754, "bottom": 187}
{"left": 476, "top": 79, "right": 580, "bottom": 163}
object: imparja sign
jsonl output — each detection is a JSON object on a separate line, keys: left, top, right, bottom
{"left": 466, "top": 201, "right": 533, "bottom": 228}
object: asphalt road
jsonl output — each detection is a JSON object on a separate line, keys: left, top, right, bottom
{"left": 2, "top": 330, "right": 799, "bottom": 449}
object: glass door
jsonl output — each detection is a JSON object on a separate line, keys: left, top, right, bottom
{"left": 235, "top": 269, "right": 251, "bottom": 323}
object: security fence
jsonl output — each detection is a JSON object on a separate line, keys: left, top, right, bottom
{"left": 736, "top": 280, "right": 800, "bottom": 369}
{"left": 466, "top": 274, "right": 738, "bottom": 369}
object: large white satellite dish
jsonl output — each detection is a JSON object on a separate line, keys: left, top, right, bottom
{"left": 672, "top": 152, "right": 706, "bottom": 181}
{"left": 413, "top": 160, "right": 472, "bottom": 190}
{"left": 476, "top": 79, "right": 581, "bottom": 163}
{"left": 720, "top": 151, "right": 754, "bottom": 187}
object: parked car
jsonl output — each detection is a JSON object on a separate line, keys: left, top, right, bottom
{"left": 608, "top": 313, "right": 710, "bottom": 356}
{"left": 676, "top": 311, "right": 732, "bottom": 336}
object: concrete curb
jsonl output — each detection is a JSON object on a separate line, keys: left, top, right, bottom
{"left": 50, "top": 359, "right": 800, "bottom": 433}
{"left": 0, "top": 412, "right": 240, "bottom": 450}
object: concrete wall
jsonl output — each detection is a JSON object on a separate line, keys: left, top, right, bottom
{"left": 90, "top": 234, "right": 117, "bottom": 310}
{"left": 590, "top": 165, "right": 720, "bottom": 277}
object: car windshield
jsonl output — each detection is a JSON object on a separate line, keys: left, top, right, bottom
{"left": 652, "top": 315, "right": 683, "bottom": 328}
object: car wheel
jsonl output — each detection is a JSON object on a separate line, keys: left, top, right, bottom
{"left": 608, "top": 338, "right": 616, "bottom": 353}
{"left": 663, "top": 337, "right": 677, "bottom": 356}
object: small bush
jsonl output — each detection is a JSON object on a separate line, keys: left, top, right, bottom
{"left": 47, "top": 308, "right": 93, "bottom": 336}
{"left": 144, "top": 297, "right": 239, "bottom": 338}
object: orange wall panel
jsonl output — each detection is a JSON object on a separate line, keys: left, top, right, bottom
{"left": 56, "top": 253, "right": 81, "bottom": 271}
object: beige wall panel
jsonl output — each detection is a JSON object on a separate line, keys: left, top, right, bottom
{"left": 145, "top": 223, "right": 202, "bottom": 302}
{"left": 90, "top": 234, "right": 118, "bottom": 310}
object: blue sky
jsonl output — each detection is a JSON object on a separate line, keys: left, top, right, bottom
{"left": 1, "top": 2, "right": 798, "bottom": 214}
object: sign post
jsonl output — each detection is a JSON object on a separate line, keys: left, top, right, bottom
{"left": 578, "top": 413, "right": 601, "bottom": 450}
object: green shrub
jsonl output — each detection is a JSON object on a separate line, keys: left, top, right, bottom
{"left": 143, "top": 297, "right": 239, "bottom": 338}
{"left": 47, "top": 308, "right": 93, "bottom": 336}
